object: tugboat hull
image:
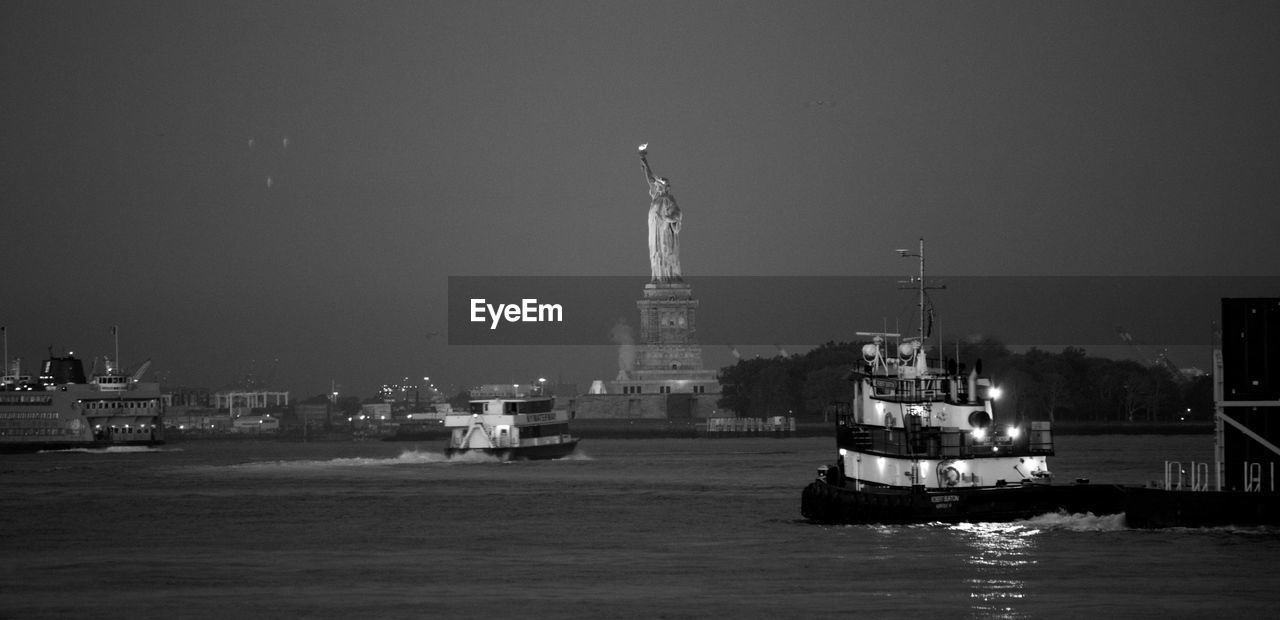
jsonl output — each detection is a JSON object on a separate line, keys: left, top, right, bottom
{"left": 801, "top": 479, "right": 1128, "bottom": 525}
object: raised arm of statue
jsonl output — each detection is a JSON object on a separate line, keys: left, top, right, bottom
{"left": 640, "top": 153, "right": 657, "bottom": 187}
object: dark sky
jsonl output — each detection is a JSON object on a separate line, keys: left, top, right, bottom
{"left": 3, "top": 1, "right": 1279, "bottom": 398}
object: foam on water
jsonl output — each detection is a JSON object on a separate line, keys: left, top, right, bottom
{"left": 216, "top": 448, "right": 595, "bottom": 471}
{"left": 901, "top": 511, "right": 1129, "bottom": 535}
{"left": 1021, "top": 510, "right": 1129, "bottom": 532}
{"left": 860, "top": 510, "right": 1128, "bottom": 534}
{"left": 440, "top": 450, "right": 506, "bottom": 464}
{"left": 40, "top": 446, "right": 177, "bottom": 454}
{"left": 223, "top": 449, "right": 456, "bottom": 471}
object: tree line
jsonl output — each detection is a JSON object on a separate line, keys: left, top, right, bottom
{"left": 716, "top": 339, "right": 1213, "bottom": 423}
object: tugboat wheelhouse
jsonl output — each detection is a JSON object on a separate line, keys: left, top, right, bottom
{"left": 832, "top": 336, "right": 1053, "bottom": 492}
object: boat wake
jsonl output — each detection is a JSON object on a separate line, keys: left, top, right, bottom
{"left": 1020, "top": 510, "right": 1128, "bottom": 532}
{"left": 40, "top": 446, "right": 178, "bottom": 454}
{"left": 940, "top": 512, "right": 1128, "bottom": 535}
{"left": 221, "top": 449, "right": 454, "bottom": 471}
{"left": 219, "top": 448, "right": 589, "bottom": 472}
{"left": 441, "top": 450, "right": 507, "bottom": 464}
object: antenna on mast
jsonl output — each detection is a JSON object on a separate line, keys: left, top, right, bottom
{"left": 111, "top": 325, "right": 120, "bottom": 375}
{"left": 896, "top": 238, "right": 945, "bottom": 342}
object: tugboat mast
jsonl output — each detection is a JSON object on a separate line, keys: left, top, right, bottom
{"left": 896, "top": 237, "right": 943, "bottom": 348}
{"left": 896, "top": 237, "right": 926, "bottom": 343}
{"left": 916, "top": 237, "right": 925, "bottom": 342}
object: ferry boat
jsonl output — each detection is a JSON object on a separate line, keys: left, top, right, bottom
{"left": 444, "top": 395, "right": 579, "bottom": 460}
{"left": 800, "top": 240, "right": 1124, "bottom": 524}
{"left": 1, "top": 353, "right": 165, "bottom": 453}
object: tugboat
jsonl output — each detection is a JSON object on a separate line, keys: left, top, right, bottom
{"left": 1, "top": 349, "right": 165, "bottom": 453}
{"left": 444, "top": 391, "right": 579, "bottom": 461}
{"left": 800, "top": 240, "right": 1125, "bottom": 524}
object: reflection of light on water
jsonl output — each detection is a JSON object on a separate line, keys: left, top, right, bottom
{"left": 946, "top": 513, "right": 1124, "bottom": 618}
{"left": 952, "top": 521, "right": 1035, "bottom": 619}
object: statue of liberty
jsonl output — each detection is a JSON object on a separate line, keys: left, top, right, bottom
{"left": 638, "top": 144, "right": 682, "bottom": 283}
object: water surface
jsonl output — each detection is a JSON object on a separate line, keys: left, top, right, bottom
{"left": 2, "top": 435, "right": 1274, "bottom": 618}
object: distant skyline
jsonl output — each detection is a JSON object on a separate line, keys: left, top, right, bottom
{"left": 3, "top": 1, "right": 1278, "bottom": 397}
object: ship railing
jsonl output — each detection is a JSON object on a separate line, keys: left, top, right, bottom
{"left": 1242, "top": 462, "right": 1275, "bottom": 493}
{"left": 841, "top": 422, "right": 1048, "bottom": 459}
{"left": 1161, "top": 461, "right": 1210, "bottom": 491}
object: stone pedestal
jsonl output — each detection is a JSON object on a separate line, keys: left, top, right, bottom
{"left": 593, "top": 280, "right": 720, "bottom": 413}
{"left": 634, "top": 282, "right": 703, "bottom": 371}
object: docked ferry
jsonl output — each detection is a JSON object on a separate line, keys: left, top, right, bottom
{"left": 800, "top": 241, "right": 1124, "bottom": 524}
{"left": 444, "top": 395, "right": 578, "bottom": 460}
{"left": 0, "top": 353, "right": 165, "bottom": 453}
